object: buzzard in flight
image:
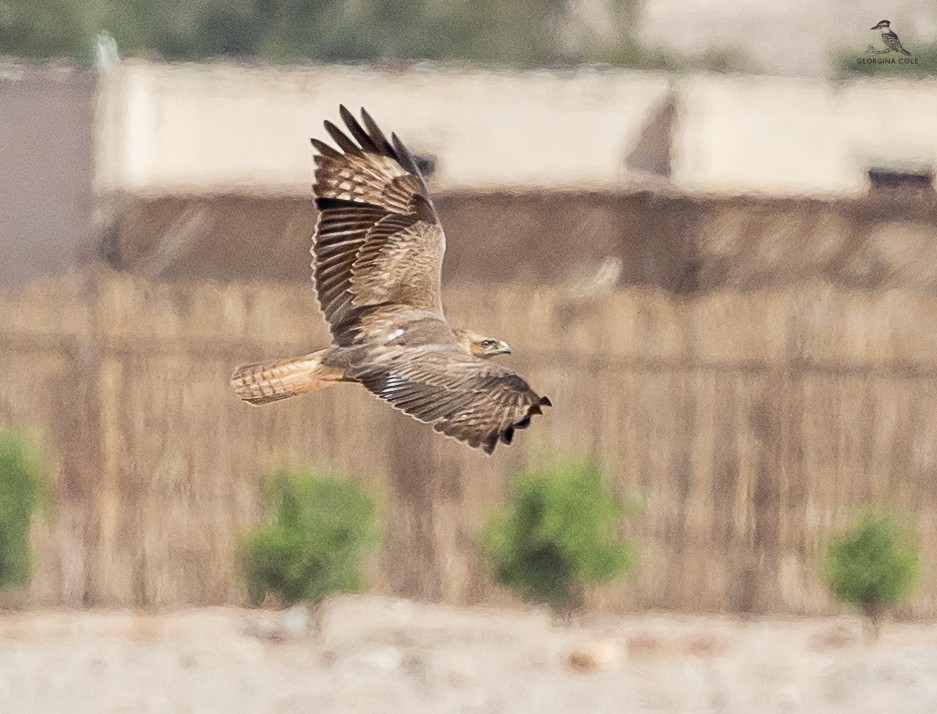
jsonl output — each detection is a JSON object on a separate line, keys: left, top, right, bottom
{"left": 231, "top": 106, "right": 550, "bottom": 454}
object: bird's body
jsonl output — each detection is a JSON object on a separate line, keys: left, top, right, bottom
{"left": 872, "top": 20, "right": 911, "bottom": 56}
{"left": 231, "top": 107, "right": 550, "bottom": 454}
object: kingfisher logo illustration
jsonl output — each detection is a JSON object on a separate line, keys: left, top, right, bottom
{"left": 859, "top": 19, "right": 919, "bottom": 65}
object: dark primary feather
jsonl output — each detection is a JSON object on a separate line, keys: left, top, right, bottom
{"left": 360, "top": 109, "right": 395, "bottom": 156}
{"left": 339, "top": 105, "right": 379, "bottom": 152}
{"left": 391, "top": 132, "right": 428, "bottom": 190}
{"left": 310, "top": 137, "right": 341, "bottom": 159}
{"left": 323, "top": 120, "right": 359, "bottom": 152}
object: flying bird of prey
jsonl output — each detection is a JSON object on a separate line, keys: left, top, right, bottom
{"left": 871, "top": 20, "right": 912, "bottom": 56}
{"left": 231, "top": 106, "right": 550, "bottom": 454}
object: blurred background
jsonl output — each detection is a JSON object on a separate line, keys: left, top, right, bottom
{"left": 3, "top": 0, "right": 937, "bottom": 709}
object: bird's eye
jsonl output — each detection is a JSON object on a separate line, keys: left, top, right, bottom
{"left": 481, "top": 340, "right": 495, "bottom": 347}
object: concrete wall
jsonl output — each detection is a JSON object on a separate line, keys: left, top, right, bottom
{"left": 109, "top": 192, "right": 701, "bottom": 291}
{"left": 95, "top": 62, "right": 672, "bottom": 196}
{"left": 0, "top": 64, "right": 96, "bottom": 289}
{"left": 109, "top": 191, "right": 937, "bottom": 295}
{"left": 675, "top": 74, "right": 937, "bottom": 197}
{"left": 95, "top": 61, "right": 937, "bottom": 200}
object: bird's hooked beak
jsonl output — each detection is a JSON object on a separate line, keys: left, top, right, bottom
{"left": 495, "top": 340, "right": 512, "bottom": 356}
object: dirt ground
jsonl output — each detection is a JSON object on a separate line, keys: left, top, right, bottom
{"left": 1, "top": 595, "right": 936, "bottom": 713}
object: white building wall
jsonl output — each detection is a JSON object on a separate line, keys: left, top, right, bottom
{"left": 95, "top": 61, "right": 937, "bottom": 199}
{"left": 96, "top": 62, "right": 672, "bottom": 197}
{"left": 672, "top": 74, "right": 937, "bottom": 197}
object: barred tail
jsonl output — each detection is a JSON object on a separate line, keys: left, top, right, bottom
{"left": 230, "top": 349, "right": 343, "bottom": 405}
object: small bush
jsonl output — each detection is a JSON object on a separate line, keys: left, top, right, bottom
{"left": 241, "top": 468, "right": 379, "bottom": 607}
{"left": 0, "top": 429, "right": 47, "bottom": 590}
{"left": 824, "top": 508, "right": 919, "bottom": 638}
{"left": 481, "top": 460, "right": 637, "bottom": 615}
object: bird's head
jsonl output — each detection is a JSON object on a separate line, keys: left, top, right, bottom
{"left": 455, "top": 329, "right": 512, "bottom": 358}
{"left": 872, "top": 20, "right": 891, "bottom": 30}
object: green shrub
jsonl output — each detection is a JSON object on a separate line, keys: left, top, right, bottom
{"left": 824, "top": 508, "right": 919, "bottom": 638}
{"left": 241, "top": 468, "right": 379, "bottom": 607}
{"left": 0, "top": 429, "right": 47, "bottom": 590}
{"left": 481, "top": 460, "right": 637, "bottom": 615}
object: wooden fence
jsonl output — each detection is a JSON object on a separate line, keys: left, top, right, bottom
{"left": 1, "top": 269, "right": 937, "bottom": 616}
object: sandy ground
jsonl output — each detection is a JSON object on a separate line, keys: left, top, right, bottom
{"left": 1, "top": 595, "right": 936, "bottom": 713}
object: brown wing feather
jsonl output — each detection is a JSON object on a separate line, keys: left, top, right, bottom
{"left": 312, "top": 107, "right": 444, "bottom": 345}
{"left": 349, "top": 346, "right": 551, "bottom": 454}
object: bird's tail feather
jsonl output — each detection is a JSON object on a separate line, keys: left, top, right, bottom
{"left": 230, "top": 349, "right": 343, "bottom": 405}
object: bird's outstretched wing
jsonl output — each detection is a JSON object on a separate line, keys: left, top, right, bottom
{"left": 347, "top": 345, "right": 551, "bottom": 454}
{"left": 311, "top": 107, "right": 551, "bottom": 452}
{"left": 312, "top": 106, "right": 445, "bottom": 345}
